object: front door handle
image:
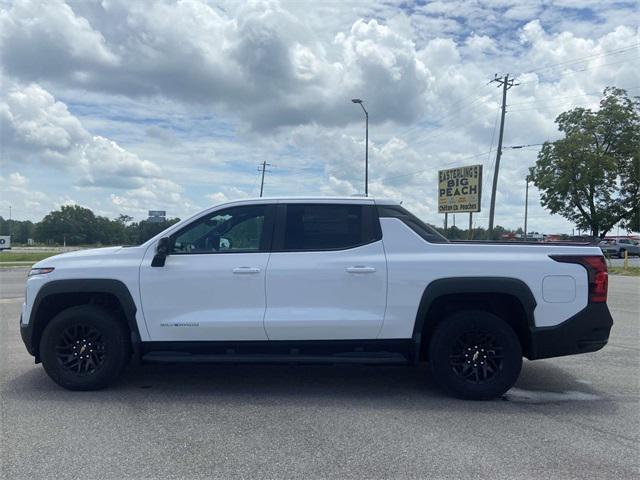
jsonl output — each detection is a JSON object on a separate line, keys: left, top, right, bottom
{"left": 232, "top": 267, "right": 261, "bottom": 274}
{"left": 346, "top": 266, "right": 376, "bottom": 273}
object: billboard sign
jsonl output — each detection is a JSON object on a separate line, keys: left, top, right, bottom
{"left": 148, "top": 210, "right": 167, "bottom": 224}
{"left": 438, "top": 165, "right": 482, "bottom": 214}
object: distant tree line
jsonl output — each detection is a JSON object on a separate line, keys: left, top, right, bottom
{"left": 0, "top": 205, "right": 180, "bottom": 246}
{"left": 0, "top": 205, "right": 595, "bottom": 247}
{"left": 432, "top": 224, "right": 584, "bottom": 242}
{"left": 435, "top": 224, "right": 519, "bottom": 241}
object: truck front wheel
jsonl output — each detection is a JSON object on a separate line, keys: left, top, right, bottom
{"left": 39, "top": 305, "right": 130, "bottom": 391}
{"left": 428, "top": 310, "right": 522, "bottom": 400}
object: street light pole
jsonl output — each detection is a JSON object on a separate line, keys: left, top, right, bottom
{"left": 524, "top": 176, "right": 530, "bottom": 241}
{"left": 352, "top": 99, "right": 369, "bottom": 196}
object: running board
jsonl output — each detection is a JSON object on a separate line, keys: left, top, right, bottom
{"left": 142, "top": 351, "right": 408, "bottom": 365}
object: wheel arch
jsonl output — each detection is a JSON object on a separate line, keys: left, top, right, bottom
{"left": 413, "top": 277, "right": 537, "bottom": 361}
{"left": 27, "top": 279, "right": 140, "bottom": 361}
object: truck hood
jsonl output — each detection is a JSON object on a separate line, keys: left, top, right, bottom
{"left": 33, "top": 246, "right": 129, "bottom": 268}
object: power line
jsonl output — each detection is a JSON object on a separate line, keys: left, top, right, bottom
{"left": 390, "top": 52, "right": 636, "bottom": 150}
{"left": 509, "top": 101, "right": 605, "bottom": 113}
{"left": 562, "top": 55, "right": 639, "bottom": 73}
{"left": 518, "top": 56, "right": 639, "bottom": 86}
{"left": 509, "top": 87, "right": 640, "bottom": 112}
{"left": 509, "top": 105, "right": 582, "bottom": 113}
{"left": 507, "top": 86, "right": 640, "bottom": 106}
{"left": 388, "top": 48, "right": 637, "bottom": 149}
{"left": 399, "top": 55, "right": 637, "bottom": 155}
{"left": 408, "top": 104, "right": 492, "bottom": 148}
{"left": 505, "top": 143, "right": 545, "bottom": 149}
{"left": 397, "top": 82, "right": 493, "bottom": 143}
{"left": 273, "top": 165, "right": 317, "bottom": 173}
{"left": 518, "top": 43, "right": 639, "bottom": 77}
{"left": 378, "top": 150, "right": 492, "bottom": 183}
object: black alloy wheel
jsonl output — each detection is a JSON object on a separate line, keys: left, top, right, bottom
{"left": 448, "top": 330, "right": 503, "bottom": 384}
{"left": 40, "top": 305, "right": 130, "bottom": 391}
{"left": 428, "top": 310, "right": 522, "bottom": 400}
{"left": 55, "top": 324, "right": 107, "bottom": 375}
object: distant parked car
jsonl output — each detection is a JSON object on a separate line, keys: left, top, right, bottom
{"left": 599, "top": 239, "right": 640, "bottom": 258}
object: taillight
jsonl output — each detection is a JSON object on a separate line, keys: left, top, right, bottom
{"left": 550, "top": 255, "right": 608, "bottom": 303}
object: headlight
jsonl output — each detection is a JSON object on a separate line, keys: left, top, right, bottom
{"left": 28, "top": 267, "right": 55, "bottom": 276}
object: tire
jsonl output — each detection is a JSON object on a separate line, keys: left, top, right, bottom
{"left": 39, "top": 305, "right": 131, "bottom": 391}
{"left": 618, "top": 250, "right": 625, "bottom": 259}
{"left": 428, "top": 310, "right": 522, "bottom": 400}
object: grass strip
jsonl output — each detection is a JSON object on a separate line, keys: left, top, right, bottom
{"left": 0, "top": 252, "right": 57, "bottom": 263}
{"left": 608, "top": 266, "right": 640, "bottom": 276}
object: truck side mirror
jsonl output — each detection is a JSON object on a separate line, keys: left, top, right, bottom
{"left": 151, "top": 237, "right": 171, "bottom": 267}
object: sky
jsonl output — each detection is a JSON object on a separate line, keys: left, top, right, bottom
{"left": 1, "top": 0, "right": 638, "bottom": 233}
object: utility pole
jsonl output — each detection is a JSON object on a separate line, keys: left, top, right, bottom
{"left": 488, "top": 73, "right": 518, "bottom": 236}
{"left": 524, "top": 175, "right": 530, "bottom": 241}
{"left": 8, "top": 205, "right": 11, "bottom": 239}
{"left": 258, "top": 161, "right": 271, "bottom": 197}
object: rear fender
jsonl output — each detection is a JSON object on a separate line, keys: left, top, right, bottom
{"left": 412, "top": 277, "right": 537, "bottom": 361}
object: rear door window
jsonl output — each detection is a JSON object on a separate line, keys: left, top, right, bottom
{"left": 277, "top": 204, "right": 381, "bottom": 251}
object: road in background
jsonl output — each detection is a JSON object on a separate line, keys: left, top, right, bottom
{"left": 3, "top": 248, "right": 639, "bottom": 266}
{"left": 609, "top": 256, "right": 640, "bottom": 267}
{"left": 1, "top": 268, "right": 638, "bottom": 479}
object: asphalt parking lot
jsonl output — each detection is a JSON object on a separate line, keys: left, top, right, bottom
{"left": 1, "top": 268, "right": 638, "bottom": 479}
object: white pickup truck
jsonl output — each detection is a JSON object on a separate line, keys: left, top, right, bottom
{"left": 20, "top": 197, "right": 613, "bottom": 399}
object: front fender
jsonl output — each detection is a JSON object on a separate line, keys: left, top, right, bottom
{"left": 21, "top": 279, "right": 140, "bottom": 361}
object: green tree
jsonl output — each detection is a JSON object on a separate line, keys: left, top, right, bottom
{"left": 7, "top": 206, "right": 180, "bottom": 246}
{"left": 126, "top": 218, "right": 180, "bottom": 244}
{"left": 530, "top": 87, "right": 640, "bottom": 238}
{"left": 94, "top": 216, "right": 127, "bottom": 245}
{"left": 0, "top": 217, "right": 35, "bottom": 243}
{"left": 446, "top": 225, "right": 464, "bottom": 240}
{"left": 117, "top": 214, "right": 133, "bottom": 225}
{"left": 35, "top": 205, "right": 98, "bottom": 244}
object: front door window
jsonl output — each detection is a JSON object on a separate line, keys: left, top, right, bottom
{"left": 172, "top": 205, "right": 266, "bottom": 254}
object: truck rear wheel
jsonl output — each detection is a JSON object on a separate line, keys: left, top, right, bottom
{"left": 428, "top": 310, "right": 522, "bottom": 400}
{"left": 39, "top": 305, "right": 130, "bottom": 391}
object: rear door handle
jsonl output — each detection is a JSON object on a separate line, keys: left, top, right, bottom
{"left": 346, "top": 266, "right": 376, "bottom": 273}
{"left": 232, "top": 267, "right": 261, "bottom": 274}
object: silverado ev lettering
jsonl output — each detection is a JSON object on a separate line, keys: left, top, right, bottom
{"left": 20, "top": 197, "right": 613, "bottom": 400}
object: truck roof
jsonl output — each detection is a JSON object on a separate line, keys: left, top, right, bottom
{"left": 143, "top": 196, "right": 401, "bottom": 247}
{"left": 213, "top": 196, "right": 401, "bottom": 206}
